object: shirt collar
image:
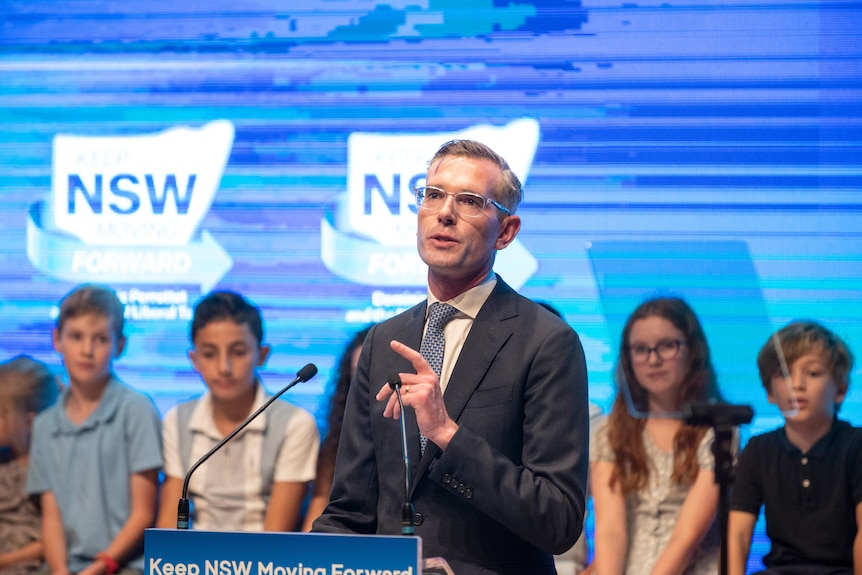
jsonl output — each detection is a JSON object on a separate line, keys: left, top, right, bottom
{"left": 51, "top": 376, "right": 123, "bottom": 434}
{"left": 426, "top": 271, "right": 497, "bottom": 320}
{"left": 779, "top": 417, "right": 847, "bottom": 457}
{"left": 189, "top": 380, "right": 268, "bottom": 440}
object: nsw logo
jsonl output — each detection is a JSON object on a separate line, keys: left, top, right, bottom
{"left": 27, "top": 120, "right": 235, "bottom": 291}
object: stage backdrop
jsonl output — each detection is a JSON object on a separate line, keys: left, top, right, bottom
{"left": 2, "top": 1, "right": 860, "bottom": 570}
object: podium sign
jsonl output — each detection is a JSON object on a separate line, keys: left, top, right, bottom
{"left": 145, "top": 529, "right": 421, "bottom": 575}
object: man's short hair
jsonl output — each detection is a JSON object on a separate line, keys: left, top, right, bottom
{"left": 428, "top": 139, "right": 523, "bottom": 214}
{"left": 757, "top": 320, "right": 854, "bottom": 394}
{"left": 56, "top": 284, "right": 125, "bottom": 340}
{"left": 191, "top": 291, "right": 264, "bottom": 346}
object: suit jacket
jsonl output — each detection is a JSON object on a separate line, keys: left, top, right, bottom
{"left": 314, "top": 277, "right": 589, "bottom": 575}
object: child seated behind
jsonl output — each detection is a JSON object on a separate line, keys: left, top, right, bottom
{"left": 729, "top": 320, "right": 861, "bottom": 575}
{"left": 591, "top": 297, "right": 729, "bottom": 575}
{"left": 156, "top": 291, "right": 319, "bottom": 532}
{"left": 26, "top": 285, "right": 163, "bottom": 575}
{"left": 0, "top": 356, "right": 60, "bottom": 575}
{"left": 301, "top": 326, "right": 369, "bottom": 532}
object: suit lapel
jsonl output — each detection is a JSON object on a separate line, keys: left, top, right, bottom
{"left": 443, "top": 295, "right": 516, "bottom": 423}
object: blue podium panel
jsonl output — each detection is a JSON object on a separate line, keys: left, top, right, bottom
{"left": 145, "top": 529, "right": 421, "bottom": 575}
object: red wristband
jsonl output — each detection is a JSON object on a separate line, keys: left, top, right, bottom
{"left": 96, "top": 553, "right": 120, "bottom": 575}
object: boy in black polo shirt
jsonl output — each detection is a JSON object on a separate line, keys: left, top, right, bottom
{"left": 729, "top": 321, "right": 862, "bottom": 575}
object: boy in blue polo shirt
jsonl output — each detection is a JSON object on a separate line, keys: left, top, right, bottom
{"left": 27, "top": 284, "right": 162, "bottom": 575}
{"left": 728, "top": 321, "right": 862, "bottom": 575}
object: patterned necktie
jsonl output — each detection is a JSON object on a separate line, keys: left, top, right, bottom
{"left": 418, "top": 302, "right": 459, "bottom": 454}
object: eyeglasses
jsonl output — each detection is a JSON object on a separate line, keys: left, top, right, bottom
{"left": 627, "top": 340, "right": 687, "bottom": 365}
{"left": 414, "top": 185, "right": 511, "bottom": 218}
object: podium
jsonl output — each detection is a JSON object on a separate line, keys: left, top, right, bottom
{"left": 145, "top": 529, "right": 422, "bottom": 575}
{"left": 144, "top": 529, "right": 422, "bottom": 575}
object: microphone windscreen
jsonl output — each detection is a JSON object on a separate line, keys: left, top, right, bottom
{"left": 297, "top": 363, "right": 318, "bottom": 382}
{"left": 387, "top": 372, "right": 402, "bottom": 390}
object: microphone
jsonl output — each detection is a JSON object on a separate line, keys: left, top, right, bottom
{"left": 683, "top": 401, "right": 753, "bottom": 427}
{"left": 387, "top": 372, "right": 415, "bottom": 536}
{"left": 176, "top": 363, "right": 318, "bottom": 529}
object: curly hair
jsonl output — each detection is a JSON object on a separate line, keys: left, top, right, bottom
{"left": 607, "top": 297, "right": 722, "bottom": 495}
{"left": 317, "top": 326, "right": 372, "bottom": 475}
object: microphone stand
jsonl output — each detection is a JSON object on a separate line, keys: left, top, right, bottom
{"left": 176, "top": 363, "right": 318, "bottom": 529}
{"left": 387, "top": 373, "right": 416, "bottom": 536}
{"left": 682, "top": 401, "right": 753, "bottom": 575}
{"left": 386, "top": 375, "right": 454, "bottom": 575}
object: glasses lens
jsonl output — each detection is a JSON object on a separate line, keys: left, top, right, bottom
{"left": 629, "top": 341, "right": 682, "bottom": 364}
{"left": 415, "top": 188, "right": 434, "bottom": 211}
{"left": 416, "top": 187, "right": 486, "bottom": 218}
{"left": 630, "top": 345, "right": 649, "bottom": 364}
{"left": 657, "top": 340, "right": 680, "bottom": 360}
{"left": 455, "top": 193, "right": 485, "bottom": 217}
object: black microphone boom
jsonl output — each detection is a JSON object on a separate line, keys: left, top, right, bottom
{"left": 387, "top": 372, "right": 402, "bottom": 391}
{"left": 387, "top": 372, "right": 416, "bottom": 536}
{"left": 682, "top": 399, "right": 753, "bottom": 575}
{"left": 176, "top": 363, "right": 318, "bottom": 529}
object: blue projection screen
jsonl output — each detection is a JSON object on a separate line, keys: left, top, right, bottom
{"left": 2, "top": 1, "right": 861, "bottom": 570}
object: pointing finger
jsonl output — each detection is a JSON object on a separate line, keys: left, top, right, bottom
{"left": 390, "top": 340, "right": 434, "bottom": 375}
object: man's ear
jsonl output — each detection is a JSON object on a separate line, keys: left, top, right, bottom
{"left": 257, "top": 345, "right": 271, "bottom": 367}
{"left": 495, "top": 214, "right": 521, "bottom": 251}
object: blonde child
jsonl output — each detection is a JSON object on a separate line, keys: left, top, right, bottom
{"left": 729, "top": 321, "right": 861, "bottom": 575}
{"left": 0, "top": 356, "right": 60, "bottom": 575}
{"left": 26, "top": 285, "right": 162, "bottom": 575}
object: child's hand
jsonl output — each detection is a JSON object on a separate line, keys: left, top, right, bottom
{"left": 77, "top": 561, "right": 106, "bottom": 575}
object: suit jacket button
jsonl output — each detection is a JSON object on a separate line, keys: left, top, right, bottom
{"left": 465, "top": 488, "right": 473, "bottom": 499}
{"left": 443, "top": 474, "right": 451, "bottom": 484}
{"left": 413, "top": 512, "right": 424, "bottom": 526}
{"left": 458, "top": 484, "right": 466, "bottom": 494}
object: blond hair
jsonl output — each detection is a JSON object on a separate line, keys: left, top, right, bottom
{"left": 758, "top": 320, "right": 854, "bottom": 397}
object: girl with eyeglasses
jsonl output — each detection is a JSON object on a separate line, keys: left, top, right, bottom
{"left": 589, "top": 297, "right": 730, "bottom": 575}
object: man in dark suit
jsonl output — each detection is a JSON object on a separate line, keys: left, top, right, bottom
{"left": 313, "top": 139, "right": 589, "bottom": 575}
